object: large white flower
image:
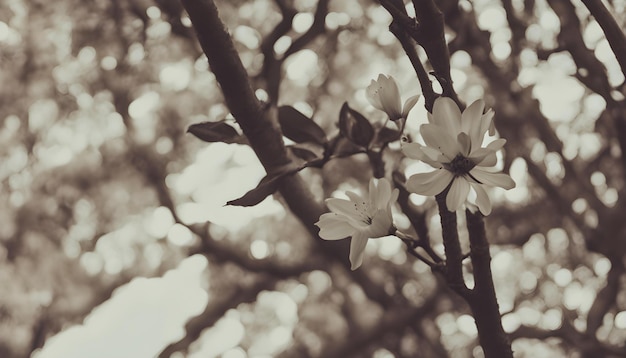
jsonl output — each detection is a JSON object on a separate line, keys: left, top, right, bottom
{"left": 402, "top": 97, "right": 515, "bottom": 215}
{"left": 366, "top": 74, "right": 420, "bottom": 121}
{"left": 316, "top": 178, "right": 399, "bottom": 270}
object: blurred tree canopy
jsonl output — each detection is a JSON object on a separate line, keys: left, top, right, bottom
{"left": 3, "top": 0, "right": 626, "bottom": 357}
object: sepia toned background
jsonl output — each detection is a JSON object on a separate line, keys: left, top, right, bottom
{"left": 2, "top": 0, "right": 626, "bottom": 357}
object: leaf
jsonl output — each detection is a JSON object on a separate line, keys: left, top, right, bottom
{"left": 333, "top": 137, "right": 364, "bottom": 157}
{"left": 278, "top": 106, "right": 327, "bottom": 145}
{"left": 288, "top": 145, "right": 319, "bottom": 162}
{"left": 226, "top": 164, "right": 300, "bottom": 207}
{"left": 376, "top": 126, "right": 402, "bottom": 144}
{"left": 188, "top": 121, "right": 243, "bottom": 144}
{"left": 339, "top": 102, "right": 374, "bottom": 148}
{"left": 226, "top": 175, "right": 282, "bottom": 207}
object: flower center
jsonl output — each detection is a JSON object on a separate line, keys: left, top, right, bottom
{"left": 445, "top": 154, "right": 476, "bottom": 176}
{"left": 354, "top": 202, "right": 373, "bottom": 225}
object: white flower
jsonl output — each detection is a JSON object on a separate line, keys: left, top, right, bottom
{"left": 316, "top": 178, "right": 399, "bottom": 270}
{"left": 366, "top": 74, "right": 420, "bottom": 121}
{"left": 402, "top": 97, "right": 515, "bottom": 215}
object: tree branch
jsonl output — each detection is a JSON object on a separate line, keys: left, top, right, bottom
{"left": 158, "top": 275, "right": 277, "bottom": 357}
{"left": 317, "top": 291, "right": 441, "bottom": 358}
{"left": 410, "top": 0, "right": 461, "bottom": 106}
{"left": 180, "top": 0, "right": 394, "bottom": 308}
{"left": 435, "top": 191, "right": 471, "bottom": 298}
{"left": 581, "top": 0, "right": 626, "bottom": 78}
{"left": 465, "top": 210, "right": 513, "bottom": 358}
{"left": 388, "top": 21, "right": 437, "bottom": 111}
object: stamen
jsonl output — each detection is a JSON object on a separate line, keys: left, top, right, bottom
{"left": 445, "top": 154, "right": 476, "bottom": 176}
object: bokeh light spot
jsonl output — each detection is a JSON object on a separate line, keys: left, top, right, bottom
{"left": 293, "top": 12, "right": 314, "bottom": 33}
{"left": 167, "top": 224, "right": 194, "bottom": 246}
{"left": 250, "top": 240, "right": 269, "bottom": 259}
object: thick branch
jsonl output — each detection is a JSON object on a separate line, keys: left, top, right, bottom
{"left": 410, "top": 0, "right": 461, "bottom": 106}
{"left": 180, "top": 0, "right": 393, "bottom": 308}
{"left": 435, "top": 191, "right": 470, "bottom": 297}
{"left": 466, "top": 210, "right": 513, "bottom": 358}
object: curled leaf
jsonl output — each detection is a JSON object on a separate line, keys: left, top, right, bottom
{"left": 339, "top": 102, "right": 374, "bottom": 148}
{"left": 288, "top": 145, "right": 319, "bottom": 162}
{"left": 226, "top": 175, "right": 282, "bottom": 207}
{"left": 376, "top": 126, "right": 402, "bottom": 145}
{"left": 226, "top": 163, "right": 302, "bottom": 207}
{"left": 188, "top": 121, "right": 244, "bottom": 144}
{"left": 278, "top": 106, "right": 327, "bottom": 145}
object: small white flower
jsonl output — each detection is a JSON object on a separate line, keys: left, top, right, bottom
{"left": 366, "top": 74, "right": 420, "bottom": 121}
{"left": 316, "top": 178, "right": 399, "bottom": 270}
{"left": 402, "top": 97, "right": 515, "bottom": 215}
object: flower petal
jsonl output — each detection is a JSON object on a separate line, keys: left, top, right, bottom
{"left": 481, "top": 108, "right": 496, "bottom": 135}
{"left": 420, "top": 146, "right": 447, "bottom": 163}
{"left": 401, "top": 142, "right": 425, "bottom": 160}
{"left": 389, "top": 188, "right": 399, "bottom": 207}
{"left": 421, "top": 124, "right": 461, "bottom": 160}
{"left": 463, "top": 99, "right": 485, "bottom": 144}
{"left": 366, "top": 80, "right": 384, "bottom": 111}
{"left": 368, "top": 208, "right": 393, "bottom": 238}
{"left": 316, "top": 213, "right": 355, "bottom": 240}
{"left": 369, "top": 178, "right": 391, "bottom": 210}
{"left": 432, "top": 97, "right": 462, "bottom": 135}
{"left": 476, "top": 151, "right": 497, "bottom": 167}
{"left": 458, "top": 132, "right": 471, "bottom": 156}
{"left": 379, "top": 75, "right": 402, "bottom": 119}
{"left": 481, "top": 109, "right": 496, "bottom": 137}
{"left": 349, "top": 233, "right": 369, "bottom": 270}
{"left": 468, "top": 148, "right": 496, "bottom": 166}
{"left": 486, "top": 138, "right": 506, "bottom": 151}
{"left": 326, "top": 197, "right": 358, "bottom": 217}
{"left": 471, "top": 183, "right": 492, "bottom": 216}
{"left": 401, "top": 142, "right": 442, "bottom": 168}
{"left": 446, "top": 177, "right": 470, "bottom": 211}
{"left": 401, "top": 94, "right": 421, "bottom": 118}
{"left": 406, "top": 169, "right": 454, "bottom": 196}
{"left": 470, "top": 168, "right": 516, "bottom": 189}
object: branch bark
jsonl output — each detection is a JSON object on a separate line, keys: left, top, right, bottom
{"left": 466, "top": 210, "right": 513, "bottom": 358}
{"left": 581, "top": 0, "right": 626, "bottom": 78}
{"left": 180, "top": 0, "right": 394, "bottom": 308}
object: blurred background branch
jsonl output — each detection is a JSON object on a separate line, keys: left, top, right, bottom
{"left": 1, "top": 0, "right": 626, "bottom": 357}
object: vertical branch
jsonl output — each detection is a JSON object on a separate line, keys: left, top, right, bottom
{"left": 259, "top": 0, "right": 297, "bottom": 104}
{"left": 260, "top": 0, "right": 330, "bottom": 104}
{"left": 410, "top": 0, "right": 461, "bottom": 106}
{"left": 435, "top": 191, "right": 470, "bottom": 297}
{"left": 181, "top": 0, "right": 288, "bottom": 169}
{"left": 379, "top": 0, "right": 460, "bottom": 107}
{"left": 389, "top": 21, "right": 437, "bottom": 111}
{"left": 466, "top": 210, "right": 513, "bottom": 358}
{"left": 581, "top": 0, "right": 626, "bottom": 78}
{"left": 379, "top": 2, "right": 511, "bottom": 355}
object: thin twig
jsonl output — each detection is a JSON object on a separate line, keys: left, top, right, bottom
{"left": 395, "top": 230, "right": 440, "bottom": 269}
{"left": 389, "top": 21, "right": 437, "bottom": 111}
{"left": 581, "top": 0, "right": 626, "bottom": 78}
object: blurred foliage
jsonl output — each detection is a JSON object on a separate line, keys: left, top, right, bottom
{"left": 2, "top": 0, "right": 626, "bottom": 357}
